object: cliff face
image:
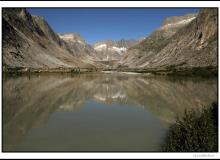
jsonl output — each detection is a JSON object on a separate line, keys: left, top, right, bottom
{"left": 2, "top": 8, "right": 94, "bottom": 69}
{"left": 119, "top": 9, "right": 217, "bottom": 71}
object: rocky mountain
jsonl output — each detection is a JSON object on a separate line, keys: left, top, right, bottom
{"left": 148, "top": 9, "right": 217, "bottom": 69}
{"left": 3, "top": 8, "right": 217, "bottom": 74}
{"left": 118, "top": 13, "right": 197, "bottom": 68}
{"left": 93, "top": 39, "right": 137, "bottom": 61}
{"left": 2, "top": 8, "right": 95, "bottom": 70}
{"left": 58, "top": 33, "right": 95, "bottom": 56}
{"left": 118, "top": 9, "right": 217, "bottom": 74}
{"left": 58, "top": 32, "right": 103, "bottom": 67}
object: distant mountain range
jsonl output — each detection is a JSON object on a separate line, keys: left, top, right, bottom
{"left": 93, "top": 39, "right": 137, "bottom": 61}
{"left": 2, "top": 8, "right": 218, "bottom": 75}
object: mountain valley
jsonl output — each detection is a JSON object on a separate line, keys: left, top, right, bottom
{"left": 2, "top": 8, "right": 218, "bottom": 76}
{"left": 2, "top": 7, "right": 218, "bottom": 153}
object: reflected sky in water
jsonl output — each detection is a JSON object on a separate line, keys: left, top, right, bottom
{"left": 3, "top": 73, "right": 217, "bottom": 151}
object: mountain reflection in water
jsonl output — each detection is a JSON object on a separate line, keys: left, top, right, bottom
{"left": 3, "top": 73, "right": 217, "bottom": 151}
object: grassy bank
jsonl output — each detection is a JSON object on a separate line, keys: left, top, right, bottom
{"left": 3, "top": 66, "right": 218, "bottom": 78}
{"left": 108, "top": 66, "right": 218, "bottom": 77}
{"left": 3, "top": 67, "right": 98, "bottom": 76}
{"left": 162, "top": 102, "right": 218, "bottom": 152}
{"left": 164, "top": 66, "right": 218, "bottom": 77}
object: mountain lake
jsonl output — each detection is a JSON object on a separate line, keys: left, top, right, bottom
{"left": 2, "top": 72, "right": 217, "bottom": 151}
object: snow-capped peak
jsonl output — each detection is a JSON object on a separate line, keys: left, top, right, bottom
{"left": 94, "top": 44, "right": 107, "bottom": 51}
{"left": 94, "top": 44, "right": 127, "bottom": 54}
{"left": 111, "top": 46, "right": 127, "bottom": 54}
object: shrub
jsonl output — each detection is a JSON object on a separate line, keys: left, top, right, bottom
{"left": 162, "top": 102, "right": 218, "bottom": 152}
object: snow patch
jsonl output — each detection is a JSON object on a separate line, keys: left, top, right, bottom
{"left": 94, "top": 44, "right": 107, "bottom": 51}
{"left": 94, "top": 44, "right": 127, "bottom": 54}
{"left": 161, "top": 17, "right": 196, "bottom": 29}
{"left": 112, "top": 46, "right": 127, "bottom": 54}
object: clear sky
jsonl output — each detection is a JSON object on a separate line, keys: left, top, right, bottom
{"left": 28, "top": 8, "right": 199, "bottom": 45}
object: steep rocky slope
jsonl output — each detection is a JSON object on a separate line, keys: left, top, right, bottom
{"left": 2, "top": 8, "right": 94, "bottom": 70}
{"left": 3, "top": 8, "right": 217, "bottom": 74}
{"left": 119, "top": 9, "right": 217, "bottom": 74}
{"left": 58, "top": 33, "right": 102, "bottom": 67}
{"left": 118, "top": 13, "right": 197, "bottom": 68}
{"left": 58, "top": 33, "right": 95, "bottom": 56}
{"left": 147, "top": 9, "right": 217, "bottom": 69}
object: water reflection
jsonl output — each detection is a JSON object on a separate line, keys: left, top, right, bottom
{"left": 3, "top": 73, "right": 217, "bottom": 151}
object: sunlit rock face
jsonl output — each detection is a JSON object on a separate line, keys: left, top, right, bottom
{"left": 59, "top": 33, "right": 86, "bottom": 45}
{"left": 119, "top": 13, "right": 197, "bottom": 68}
{"left": 2, "top": 9, "right": 94, "bottom": 68}
{"left": 160, "top": 14, "right": 196, "bottom": 31}
{"left": 119, "top": 9, "right": 217, "bottom": 70}
{"left": 3, "top": 73, "right": 217, "bottom": 151}
{"left": 58, "top": 33, "right": 96, "bottom": 57}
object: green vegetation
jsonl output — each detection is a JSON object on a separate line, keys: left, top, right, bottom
{"left": 162, "top": 102, "right": 218, "bottom": 152}
{"left": 166, "top": 66, "right": 218, "bottom": 77}
{"left": 115, "top": 65, "right": 217, "bottom": 77}
{"left": 3, "top": 66, "right": 96, "bottom": 75}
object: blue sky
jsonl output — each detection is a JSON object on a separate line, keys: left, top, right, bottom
{"left": 28, "top": 8, "right": 199, "bottom": 44}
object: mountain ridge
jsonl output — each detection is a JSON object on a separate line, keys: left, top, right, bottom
{"left": 117, "top": 9, "right": 217, "bottom": 76}
{"left": 3, "top": 8, "right": 217, "bottom": 75}
{"left": 3, "top": 8, "right": 95, "bottom": 70}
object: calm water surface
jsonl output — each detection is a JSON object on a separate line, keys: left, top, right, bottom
{"left": 3, "top": 72, "right": 217, "bottom": 151}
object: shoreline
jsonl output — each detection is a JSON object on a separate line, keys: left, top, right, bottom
{"left": 101, "top": 71, "right": 143, "bottom": 75}
{"left": 103, "top": 66, "right": 218, "bottom": 77}
{"left": 3, "top": 67, "right": 98, "bottom": 75}
{"left": 3, "top": 66, "right": 217, "bottom": 77}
